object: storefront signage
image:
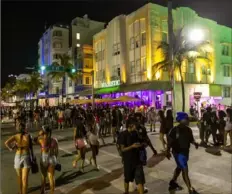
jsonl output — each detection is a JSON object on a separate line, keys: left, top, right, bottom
{"left": 101, "top": 80, "right": 120, "bottom": 88}
{"left": 194, "top": 92, "right": 202, "bottom": 101}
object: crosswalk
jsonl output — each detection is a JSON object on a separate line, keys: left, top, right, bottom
{"left": 55, "top": 127, "right": 231, "bottom": 194}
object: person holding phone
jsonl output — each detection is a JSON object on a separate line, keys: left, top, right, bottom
{"left": 119, "top": 118, "right": 146, "bottom": 194}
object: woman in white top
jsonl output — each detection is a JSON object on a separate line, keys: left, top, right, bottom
{"left": 224, "top": 108, "right": 232, "bottom": 147}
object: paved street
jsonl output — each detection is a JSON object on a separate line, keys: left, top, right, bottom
{"left": 1, "top": 123, "right": 232, "bottom": 194}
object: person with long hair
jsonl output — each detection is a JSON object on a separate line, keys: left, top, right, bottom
{"left": 224, "top": 108, "right": 232, "bottom": 147}
{"left": 158, "top": 110, "right": 167, "bottom": 151}
{"left": 72, "top": 113, "right": 87, "bottom": 172}
{"left": 34, "top": 125, "right": 58, "bottom": 194}
{"left": 87, "top": 123, "right": 100, "bottom": 170}
{"left": 5, "top": 122, "right": 31, "bottom": 194}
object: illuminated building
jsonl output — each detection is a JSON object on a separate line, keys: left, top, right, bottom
{"left": 38, "top": 23, "right": 69, "bottom": 102}
{"left": 92, "top": 3, "right": 232, "bottom": 111}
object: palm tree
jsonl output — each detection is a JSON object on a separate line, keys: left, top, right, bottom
{"left": 48, "top": 54, "right": 77, "bottom": 103}
{"left": 28, "top": 72, "right": 43, "bottom": 98}
{"left": 152, "top": 29, "right": 211, "bottom": 112}
{"left": 1, "top": 82, "right": 15, "bottom": 101}
{"left": 13, "top": 79, "right": 30, "bottom": 99}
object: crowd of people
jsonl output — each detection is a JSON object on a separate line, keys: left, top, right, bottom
{"left": 3, "top": 103, "right": 232, "bottom": 194}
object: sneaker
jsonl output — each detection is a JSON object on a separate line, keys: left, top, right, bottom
{"left": 169, "top": 180, "right": 183, "bottom": 191}
{"left": 189, "top": 188, "right": 198, "bottom": 194}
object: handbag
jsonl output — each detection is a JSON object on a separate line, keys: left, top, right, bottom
{"left": 28, "top": 135, "right": 39, "bottom": 174}
{"left": 55, "top": 162, "right": 62, "bottom": 171}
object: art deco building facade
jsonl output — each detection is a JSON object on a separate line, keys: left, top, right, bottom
{"left": 93, "top": 3, "right": 232, "bottom": 111}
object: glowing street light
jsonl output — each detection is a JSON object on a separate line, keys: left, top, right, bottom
{"left": 71, "top": 68, "right": 76, "bottom": 73}
{"left": 40, "top": 66, "right": 46, "bottom": 71}
{"left": 188, "top": 29, "right": 204, "bottom": 43}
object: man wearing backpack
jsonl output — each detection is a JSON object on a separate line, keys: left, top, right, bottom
{"left": 166, "top": 112, "right": 199, "bottom": 194}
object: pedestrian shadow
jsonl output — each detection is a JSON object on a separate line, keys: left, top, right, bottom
{"left": 28, "top": 170, "right": 93, "bottom": 193}
{"left": 223, "top": 146, "right": 232, "bottom": 154}
{"left": 67, "top": 167, "right": 123, "bottom": 194}
{"left": 205, "top": 146, "right": 222, "bottom": 156}
{"left": 99, "top": 142, "right": 115, "bottom": 148}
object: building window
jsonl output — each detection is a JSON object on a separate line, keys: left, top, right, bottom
{"left": 130, "top": 61, "right": 135, "bottom": 73}
{"left": 76, "top": 33, "right": 80, "bottom": 40}
{"left": 113, "top": 43, "right": 120, "bottom": 55}
{"left": 130, "top": 37, "right": 135, "bottom": 50}
{"left": 224, "top": 65, "right": 231, "bottom": 77}
{"left": 202, "top": 65, "right": 207, "bottom": 75}
{"left": 53, "top": 54, "right": 59, "bottom": 59}
{"left": 136, "top": 60, "right": 141, "bottom": 72}
{"left": 162, "top": 32, "right": 168, "bottom": 42}
{"left": 189, "top": 63, "right": 195, "bottom": 74}
{"left": 53, "top": 42, "right": 62, "bottom": 48}
{"left": 53, "top": 30, "right": 62, "bottom": 37}
{"left": 141, "top": 32, "right": 146, "bottom": 46}
{"left": 222, "top": 45, "right": 229, "bottom": 56}
{"left": 141, "top": 57, "right": 146, "bottom": 71}
{"left": 85, "top": 77, "right": 90, "bottom": 85}
{"left": 135, "top": 35, "right": 140, "bottom": 48}
{"left": 182, "top": 63, "right": 187, "bottom": 73}
{"left": 69, "top": 80, "right": 72, "bottom": 87}
{"left": 223, "top": 87, "right": 231, "bottom": 97}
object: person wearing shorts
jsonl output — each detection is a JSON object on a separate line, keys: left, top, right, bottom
{"left": 166, "top": 112, "right": 199, "bottom": 194}
{"left": 5, "top": 123, "right": 31, "bottom": 194}
{"left": 34, "top": 126, "right": 58, "bottom": 194}
{"left": 119, "top": 118, "right": 145, "bottom": 194}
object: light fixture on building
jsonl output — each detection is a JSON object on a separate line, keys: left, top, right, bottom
{"left": 76, "top": 33, "right": 80, "bottom": 40}
{"left": 188, "top": 29, "right": 204, "bottom": 43}
{"left": 76, "top": 43, "right": 80, "bottom": 47}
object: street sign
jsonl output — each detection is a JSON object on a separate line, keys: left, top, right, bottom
{"left": 194, "top": 92, "right": 202, "bottom": 101}
{"left": 46, "top": 65, "right": 64, "bottom": 72}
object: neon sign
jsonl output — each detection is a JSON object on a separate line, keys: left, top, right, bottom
{"left": 101, "top": 80, "right": 120, "bottom": 88}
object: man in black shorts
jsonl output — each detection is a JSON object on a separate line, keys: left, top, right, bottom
{"left": 119, "top": 118, "right": 145, "bottom": 194}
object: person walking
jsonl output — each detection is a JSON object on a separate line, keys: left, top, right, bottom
{"left": 57, "top": 108, "right": 64, "bottom": 130}
{"left": 72, "top": 113, "right": 87, "bottom": 172}
{"left": 224, "top": 108, "right": 232, "bottom": 148}
{"left": 166, "top": 109, "right": 174, "bottom": 135}
{"left": 34, "top": 126, "right": 59, "bottom": 194}
{"left": 87, "top": 123, "right": 100, "bottom": 170}
{"left": 158, "top": 110, "right": 167, "bottom": 151}
{"left": 148, "top": 107, "right": 156, "bottom": 132}
{"left": 5, "top": 123, "right": 31, "bottom": 194}
{"left": 166, "top": 112, "right": 199, "bottom": 194}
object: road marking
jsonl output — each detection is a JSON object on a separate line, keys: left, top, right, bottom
{"left": 58, "top": 147, "right": 112, "bottom": 173}
{"left": 99, "top": 149, "right": 121, "bottom": 159}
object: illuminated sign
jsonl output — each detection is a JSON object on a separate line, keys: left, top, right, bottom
{"left": 101, "top": 80, "right": 120, "bottom": 88}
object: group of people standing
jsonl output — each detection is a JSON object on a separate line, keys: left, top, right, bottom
{"left": 198, "top": 107, "right": 232, "bottom": 147}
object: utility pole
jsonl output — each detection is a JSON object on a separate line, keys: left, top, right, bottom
{"left": 168, "top": 0, "right": 176, "bottom": 115}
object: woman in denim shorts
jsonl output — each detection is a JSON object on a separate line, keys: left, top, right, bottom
{"left": 5, "top": 122, "right": 31, "bottom": 194}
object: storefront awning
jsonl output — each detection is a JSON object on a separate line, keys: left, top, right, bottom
{"left": 120, "top": 81, "right": 171, "bottom": 93}
{"left": 219, "top": 98, "right": 232, "bottom": 106}
{"left": 210, "top": 84, "right": 222, "bottom": 97}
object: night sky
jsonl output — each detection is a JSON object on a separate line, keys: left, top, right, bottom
{"left": 2, "top": 0, "right": 232, "bottom": 87}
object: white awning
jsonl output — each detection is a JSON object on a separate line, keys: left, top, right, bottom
{"left": 219, "top": 98, "right": 232, "bottom": 106}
